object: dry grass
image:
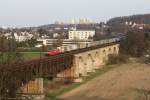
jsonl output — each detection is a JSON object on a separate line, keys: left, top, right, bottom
{"left": 58, "top": 63, "right": 150, "bottom": 100}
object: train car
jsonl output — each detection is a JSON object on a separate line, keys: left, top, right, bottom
{"left": 45, "top": 49, "right": 60, "bottom": 56}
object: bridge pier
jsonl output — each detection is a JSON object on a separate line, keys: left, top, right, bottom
{"left": 19, "top": 78, "right": 45, "bottom": 100}
{"left": 86, "top": 54, "right": 95, "bottom": 73}
{"left": 93, "top": 51, "right": 101, "bottom": 69}
{"left": 74, "top": 56, "right": 88, "bottom": 77}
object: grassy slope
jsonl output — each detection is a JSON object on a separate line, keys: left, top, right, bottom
{"left": 44, "top": 64, "right": 120, "bottom": 100}
{"left": 21, "top": 52, "right": 42, "bottom": 60}
{"left": 44, "top": 57, "right": 146, "bottom": 100}
{"left": 0, "top": 52, "right": 45, "bottom": 63}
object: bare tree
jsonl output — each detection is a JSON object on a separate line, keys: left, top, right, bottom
{"left": 52, "top": 34, "right": 64, "bottom": 48}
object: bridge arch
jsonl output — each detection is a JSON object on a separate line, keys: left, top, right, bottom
{"left": 78, "top": 56, "right": 88, "bottom": 76}
{"left": 94, "top": 51, "right": 101, "bottom": 68}
{"left": 86, "top": 53, "right": 95, "bottom": 72}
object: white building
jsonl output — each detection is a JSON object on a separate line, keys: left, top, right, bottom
{"left": 37, "top": 39, "right": 93, "bottom": 46}
{"left": 4, "top": 32, "right": 33, "bottom": 42}
{"left": 53, "top": 33, "right": 59, "bottom": 38}
{"left": 55, "top": 18, "right": 96, "bottom": 25}
{"left": 14, "top": 32, "right": 33, "bottom": 42}
{"left": 69, "top": 29, "right": 95, "bottom": 40}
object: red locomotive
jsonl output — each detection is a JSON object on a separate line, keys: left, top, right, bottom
{"left": 47, "top": 49, "right": 60, "bottom": 55}
{"left": 45, "top": 49, "right": 60, "bottom": 56}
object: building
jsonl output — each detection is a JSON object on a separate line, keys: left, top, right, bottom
{"left": 14, "top": 32, "right": 33, "bottom": 42}
{"left": 68, "top": 29, "right": 95, "bottom": 40}
{"left": 55, "top": 18, "right": 96, "bottom": 25}
{"left": 37, "top": 39, "right": 93, "bottom": 46}
{"left": 4, "top": 31, "right": 33, "bottom": 42}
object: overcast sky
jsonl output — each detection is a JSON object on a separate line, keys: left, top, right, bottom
{"left": 0, "top": 0, "right": 150, "bottom": 27}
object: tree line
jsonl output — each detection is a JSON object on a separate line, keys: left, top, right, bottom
{"left": 120, "top": 30, "right": 150, "bottom": 57}
{"left": 0, "top": 36, "right": 24, "bottom": 64}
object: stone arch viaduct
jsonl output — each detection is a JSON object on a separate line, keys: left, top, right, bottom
{"left": 0, "top": 42, "right": 119, "bottom": 99}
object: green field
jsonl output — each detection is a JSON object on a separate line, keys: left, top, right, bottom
{"left": 21, "top": 52, "right": 44, "bottom": 60}
{"left": 0, "top": 52, "right": 45, "bottom": 64}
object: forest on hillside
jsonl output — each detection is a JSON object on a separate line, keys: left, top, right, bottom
{"left": 107, "top": 14, "right": 150, "bottom": 33}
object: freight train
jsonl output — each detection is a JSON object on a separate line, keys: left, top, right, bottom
{"left": 86, "top": 37, "right": 120, "bottom": 47}
{"left": 45, "top": 37, "right": 120, "bottom": 56}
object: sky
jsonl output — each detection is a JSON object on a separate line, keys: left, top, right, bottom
{"left": 0, "top": 0, "right": 150, "bottom": 27}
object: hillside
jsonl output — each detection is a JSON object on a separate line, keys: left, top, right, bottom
{"left": 107, "top": 14, "right": 150, "bottom": 32}
{"left": 58, "top": 63, "right": 150, "bottom": 100}
{"left": 107, "top": 14, "right": 150, "bottom": 26}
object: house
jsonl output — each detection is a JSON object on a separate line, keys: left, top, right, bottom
{"left": 4, "top": 31, "right": 33, "bottom": 42}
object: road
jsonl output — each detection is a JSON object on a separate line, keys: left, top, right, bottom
{"left": 58, "top": 63, "right": 150, "bottom": 100}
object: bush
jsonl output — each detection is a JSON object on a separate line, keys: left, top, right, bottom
{"left": 16, "top": 47, "right": 41, "bottom": 52}
{"left": 64, "top": 77, "right": 73, "bottom": 85}
{"left": 107, "top": 54, "right": 129, "bottom": 65}
{"left": 144, "top": 55, "right": 150, "bottom": 64}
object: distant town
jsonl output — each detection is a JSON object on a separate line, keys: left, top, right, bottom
{"left": 0, "top": 14, "right": 150, "bottom": 52}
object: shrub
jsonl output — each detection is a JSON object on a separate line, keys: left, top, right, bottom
{"left": 63, "top": 77, "right": 73, "bottom": 85}
{"left": 16, "top": 47, "right": 41, "bottom": 52}
{"left": 107, "top": 54, "right": 128, "bottom": 65}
